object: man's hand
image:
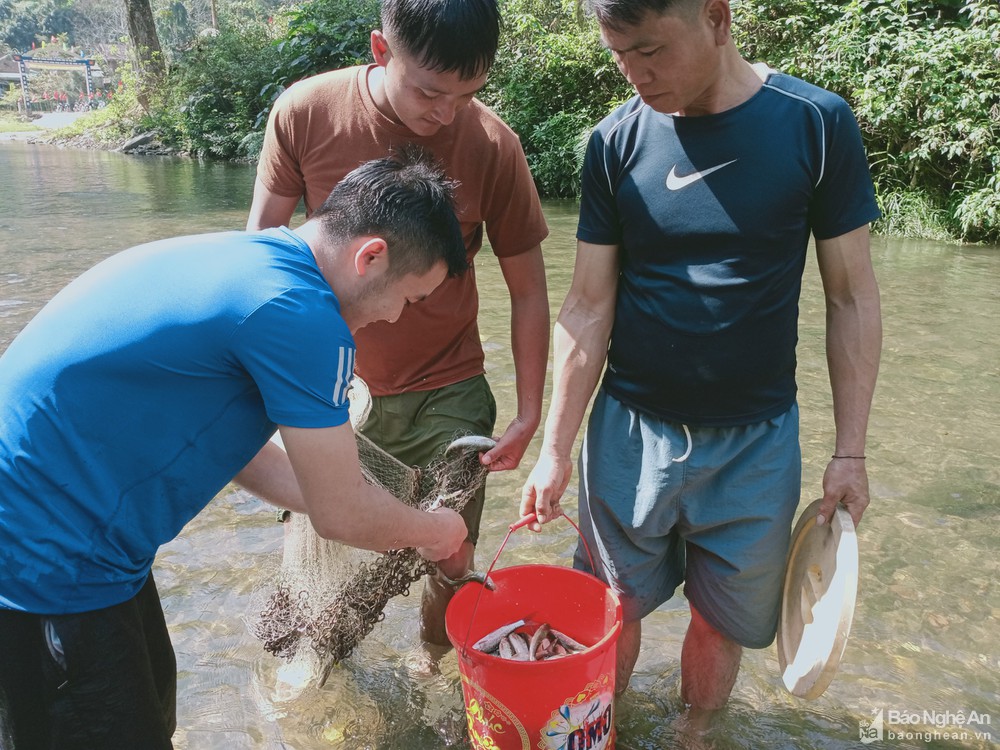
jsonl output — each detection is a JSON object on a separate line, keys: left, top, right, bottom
{"left": 481, "top": 416, "right": 537, "bottom": 472}
{"left": 519, "top": 452, "right": 574, "bottom": 532}
{"left": 817, "top": 457, "right": 870, "bottom": 528}
{"left": 416, "top": 506, "right": 468, "bottom": 562}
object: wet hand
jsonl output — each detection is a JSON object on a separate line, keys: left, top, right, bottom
{"left": 417, "top": 507, "right": 468, "bottom": 562}
{"left": 818, "top": 457, "right": 870, "bottom": 527}
{"left": 481, "top": 417, "right": 537, "bottom": 472}
{"left": 519, "top": 452, "right": 573, "bottom": 532}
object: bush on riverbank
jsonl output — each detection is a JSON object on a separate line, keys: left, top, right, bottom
{"left": 140, "top": 22, "right": 279, "bottom": 160}
{"left": 85, "top": 0, "right": 998, "bottom": 243}
{"left": 478, "top": 1, "right": 631, "bottom": 198}
{"left": 736, "top": 0, "right": 1000, "bottom": 243}
{"left": 102, "top": 0, "right": 376, "bottom": 160}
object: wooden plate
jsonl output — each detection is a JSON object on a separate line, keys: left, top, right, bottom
{"left": 776, "top": 498, "right": 859, "bottom": 699}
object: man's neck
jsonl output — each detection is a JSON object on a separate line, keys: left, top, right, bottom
{"left": 293, "top": 221, "right": 331, "bottom": 280}
{"left": 677, "top": 49, "right": 763, "bottom": 117}
{"left": 366, "top": 65, "right": 396, "bottom": 123}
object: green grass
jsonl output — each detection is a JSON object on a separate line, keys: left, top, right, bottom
{"left": 0, "top": 115, "right": 42, "bottom": 133}
{"left": 47, "top": 104, "right": 138, "bottom": 147}
{"left": 874, "top": 190, "right": 957, "bottom": 243}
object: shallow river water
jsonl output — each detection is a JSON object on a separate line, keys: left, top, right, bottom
{"left": 0, "top": 142, "right": 997, "bottom": 749}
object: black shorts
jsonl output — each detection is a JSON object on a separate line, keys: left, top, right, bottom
{"left": 0, "top": 573, "right": 176, "bottom": 750}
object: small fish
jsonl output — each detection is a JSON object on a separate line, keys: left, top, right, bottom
{"left": 476, "top": 620, "right": 592, "bottom": 661}
{"left": 444, "top": 435, "right": 497, "bottom": 457}
{"left": 549, "top": 627, "right": 588, "bottom": 653}
{"left": 440, "top": 570, "right": 496, "bottom": 590}
{"left": 508, "top": 631, "right": 531, "bottom": 661}
{"left": 472, "top": 618, "right": 525, "bottom": 654}
{"left": 529, "top": 622, "right": 550, "bottom": 661}
{"left": 498, "top": 637, "right": 514, "bottom": 660}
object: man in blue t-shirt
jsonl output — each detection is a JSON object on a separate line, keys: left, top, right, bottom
{"left": 0, "top": 150, "right": 469, "bottom": 749}
{"left": 521, "top": 0, "right": 882, "bottom": 717}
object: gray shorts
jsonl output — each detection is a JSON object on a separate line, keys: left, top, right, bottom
{"left": 575, "top": 389, "right": 801, "bottom": 648}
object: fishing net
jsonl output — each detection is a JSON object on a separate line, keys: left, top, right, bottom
{"left": 248, "top": 377, "right": 493, "bottom": 688}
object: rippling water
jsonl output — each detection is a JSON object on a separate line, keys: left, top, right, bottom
{"left": 1, "top": 142, "right": 997, "bottom": 749}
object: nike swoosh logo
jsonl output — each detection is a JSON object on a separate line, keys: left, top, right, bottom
{"left": 665, "top": 159, "right": 738, "bottom": 191}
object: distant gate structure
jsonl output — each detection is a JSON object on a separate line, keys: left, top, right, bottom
{"left": 12, "top": 54, "right": 97, "bottom": 112}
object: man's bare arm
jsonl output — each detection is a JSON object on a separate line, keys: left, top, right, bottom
{"left": 246, "top": 177, "right": 301, "bottom": 231}
{"left": 816, "top": 224, "right": 882, "bottom": 527}
{"left": 234, "top": 423, "right": 466, "bottom": 560}
{"left": 519, "top": 241, "right": 620, "bottom": 526}
{"left": 481, "top": 245, "right": 550, "bottom": 471}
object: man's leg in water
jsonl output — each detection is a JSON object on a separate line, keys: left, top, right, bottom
{"left": 0, "top": 574, "right": 176, "bottom": 750}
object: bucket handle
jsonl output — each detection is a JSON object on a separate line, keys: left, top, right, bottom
{"left": 459, "top": 511, "right": 599, "bottom": 657}
{"left": 505, "top": 512, "right": 597, "bottom": 573}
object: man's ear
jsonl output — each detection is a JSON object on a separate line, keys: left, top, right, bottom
{"left": 371, "top": 30, "right": 391, "bottom": 66}
{"left": 353, "top": 237, "right": 389, "bottom": 277}
{"left": 705, "top": 0, "right": 732, "bottom": 44}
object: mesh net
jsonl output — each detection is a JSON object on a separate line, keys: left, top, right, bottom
{"left": 248, "top": 378, "right": 492, "bottom": 687}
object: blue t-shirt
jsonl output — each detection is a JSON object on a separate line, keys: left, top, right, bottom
{"left": 578, "top": 72, "right": 880, "bottom": 426}
{"left": 0, "top": 227, "right": 353, "bottom": 614}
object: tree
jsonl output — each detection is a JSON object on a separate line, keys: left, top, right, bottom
{"left": 0, "top": 0, "right": 76, "bottom": 51}
{"left": 123, "top": 0, "right": 164, "bottom": 106}
{"left": 71, "top": 0, "right": 128, "bottom": 49}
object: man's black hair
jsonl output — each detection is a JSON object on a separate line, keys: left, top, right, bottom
{"left": 381, "top": 0, "right": 500, "bottom": 79}
{"left": 314, "top": 146, "right": 468, "bottom": 279}
{"left": 588, "top": 0, "right": 697, "bottom": 30}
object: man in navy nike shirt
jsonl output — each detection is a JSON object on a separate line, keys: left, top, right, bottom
{"left": 520, "top": 0, "right": 882, "bottom": 719}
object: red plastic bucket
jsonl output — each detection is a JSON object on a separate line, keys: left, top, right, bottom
{"left": 445, "top": 516, "right": 622, "bottom": 750}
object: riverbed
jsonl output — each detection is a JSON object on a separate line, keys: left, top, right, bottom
{"left": 1, "top": 141, "right": 997, "bottom": 749}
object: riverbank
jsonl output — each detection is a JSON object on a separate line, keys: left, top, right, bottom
{"left": 0, "top": 111, "right": 85, "bottom": 141}
{"left": 0, "top": 107, "right": 985, "bottom": 246}
{"left": 0, "top": 110, "right": 178, "bottom": 155}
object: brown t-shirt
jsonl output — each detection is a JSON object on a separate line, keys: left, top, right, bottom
{"left": 256, "top": 66, "right": 549, "bottom": 396}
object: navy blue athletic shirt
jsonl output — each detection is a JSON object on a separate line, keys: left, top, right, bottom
{"left": 578, "top": 71, "right": 880, "bottom": 426}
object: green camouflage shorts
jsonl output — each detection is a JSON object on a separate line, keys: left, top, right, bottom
{"left": 358, "top": 374, "right": 497, "bottom": 545}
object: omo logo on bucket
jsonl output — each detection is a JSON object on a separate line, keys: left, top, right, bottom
{"left": 540, "top": 676, "right": 614, "bottom": 750}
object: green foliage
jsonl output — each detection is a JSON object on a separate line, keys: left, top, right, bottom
{"left": 19, "top": 0, "right": 995, "bottom": 242}
{"left": 0, "top": 0, "right": 75, "bottom": 51}
{"left": 98, "top": 65, "right": 155, "bottom": 141}
{"left": 216, "top": 0, "right": 382, "bottom": 136}
{"left": 45, "top": 65, "right": 154, "bottom": 146}
{"left": 121, "top": 0, "right": 376, "bottom": 160}
{"left": 482, "top": 0, "right": 630, "bottom": 197}
{"left": 150, "top": 20, "right": 277, "bottom": 158}
{"left": 736, "top": 0, "right": 1000, "bottom": 242}
{"left": 954, "top": 176, "right": 1000, "bottom": 242}
{"left": 260, "top": 0, "right": 377, "bottom": 115}
{"left": 875, "top": 189, "right": 954, "bottom": 242}
{"left": 1, "top": 82, "right": 20, "bottom": 108}
{"left": 155, "top": 0, "right": 193, "bottom": 53}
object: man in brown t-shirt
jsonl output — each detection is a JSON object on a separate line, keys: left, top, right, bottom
{"left": 247, "top": 0, "right": 549, "bottom": 652}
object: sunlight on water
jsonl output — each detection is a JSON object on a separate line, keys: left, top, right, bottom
{"left": 1, "top": 143, "right": 997, "bottom": 749}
